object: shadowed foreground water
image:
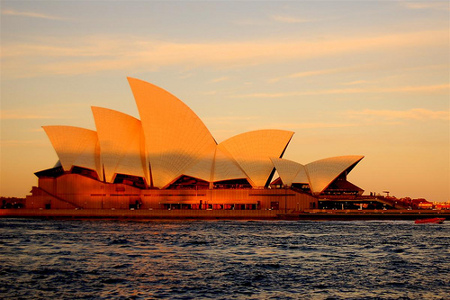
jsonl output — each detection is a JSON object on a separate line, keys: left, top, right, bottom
{"left": 1, "top": 219, "right": 449, "bottom": 299}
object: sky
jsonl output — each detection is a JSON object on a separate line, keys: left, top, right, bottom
{"left": 1, "top": 0, "right": 449, "bottom": 202}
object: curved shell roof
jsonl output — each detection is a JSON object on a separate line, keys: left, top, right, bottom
{"left": 127, "top": 77, "right": 217, "bottom": 188}
{"left": 305, "top": 155, "right": 364, "bottom": 195}
{"left": 41, "top": 78, "right": 365, "bottom": 194}
{"left": 182, "top": 145, "right": 217, "bottom": 182}
{"left": 219, "top": 130, "right": 294, "bottom": 187}
{"left": 43, "top": 125, "right": 101, "bottom": 177}
{"left": 212, "top": 145, "right": 248, "bottom": 183}
{"left": 92, "top": 107, "right": 148, "bottom": 183}
{"left": 270, "top": 158, "right": 308, "bottom": 187}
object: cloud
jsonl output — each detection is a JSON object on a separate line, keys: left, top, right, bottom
{"left": 202, "top": 91, "right": 217, "bottom": 96}
{"left": 235, "top": 84, "right": 449, "bottom": 98}
{"left": 233, "top": 14, "right": 310, "bottom": 26}
{"left": 210, "top": 76, "right": 230, "bottom": 83}
{"left": 269, "top": 67, "right": 350, "bottom": 83}
{"left": 266, "top": 122, "right": 358, "bottom": 130}
{"left": 204, "top": 115, "right": 261, "bottom": 124}
{"left": 270, "top": 64, "right": 448, "bottom": 84}
{"left": 347, "top": 108, "right": 450, "bottom": 121}
{"left": 28, "top": 128, "right": 45, "bottom": 133}
{"left": 1, "top": 29, "right": 447, "bottom": 78}
{"left": 1, "top": 109, "right": 76, "bottom": 120}
{"left": 270, "top": 15, "right": 309, "bottom": 24}
{"left": 400, "top": 2, "right": 450, "bottom": 11}
{"left": 342, "top": 80, "right": 369, "bottom": 86}
{"left": 388, "top": 84, "right": 449, "bottom": 93}
{"left": 1, "top": 113, "right": 52, "bottom": 120}
{"left": 287, "top": 68, "right": 343, "bottom": 78}
{"left": 0, "top": 140, "right": 47, "bottom": 147}
{"left": 1, "top": 9, "right": 67, "bottom": 20}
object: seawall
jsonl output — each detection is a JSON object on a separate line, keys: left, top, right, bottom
{"left": 1, "top": 208, "right": 449, "bottom": 221}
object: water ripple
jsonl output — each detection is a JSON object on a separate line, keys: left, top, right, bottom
{"left": 0, "top": 219, "right": 449, "bottom": 299}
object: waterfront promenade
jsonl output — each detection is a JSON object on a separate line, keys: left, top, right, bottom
{"left": 1, "top": 208, "right": 449, "bottom": 221}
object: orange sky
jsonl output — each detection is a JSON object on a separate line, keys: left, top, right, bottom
{"left": 1, "top": 1, "right": 449, "bottom": 201}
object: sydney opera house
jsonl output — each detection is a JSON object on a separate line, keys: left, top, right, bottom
{"left": 26, "top": 78, "right": 365, "bottom": 211}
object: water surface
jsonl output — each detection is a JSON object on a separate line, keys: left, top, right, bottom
{"left": 1, "top": 219, "right": 449, "bottom": 299}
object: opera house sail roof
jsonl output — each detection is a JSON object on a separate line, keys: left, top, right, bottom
{"left": 40, "top": 77, "right": 364, "bottom": 196}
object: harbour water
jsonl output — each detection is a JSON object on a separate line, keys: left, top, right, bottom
{"left": 1, "top": 219, "right": 449, "bottom": 299}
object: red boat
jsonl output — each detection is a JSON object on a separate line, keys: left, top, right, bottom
{"left": 414, "top": 218, "right": 445, "bottom": 224}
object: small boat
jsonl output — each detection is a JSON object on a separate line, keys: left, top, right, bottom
{"left": 414, "top": 217, "right": 445, "bottom": 224}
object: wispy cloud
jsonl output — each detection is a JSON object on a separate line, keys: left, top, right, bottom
{"left": 1, "top": 113, "right": 52, "bottom": 120}
{"left": 28, "top": 128, "right": 45, "bottom": 133}
{"left": 210, "top": 76, "right": 230, "bottom": 83}
{"left": 204, "top": 115, "right": 261, "bottom": 124}
{"left": 342, "top": 80, "right": 370, "bottom": 86}
{"left": 233, "top": 14, "right": 310, "bottom": 26}
{"left": 347, "top": 108, "right": 449, "bottom": 121}
{"left": 1, "top": 9, "right": 67, "bottom": 20}
{"left": 1, "top": 29, "right": 446, "bottom": 79}
{"left": 270, "top": 64, "right": 448, "bottom": 84}
{"left": 1, "top": 109, "right": 75, "bottom": 120}
{"left": 235, "top": 84, "right": 449, "bottom": 98}
{"left": 269, "top": 67, "right": 349, "bottom": 83}
{"left": 287, "top": 68, "right": 343, "bottom": 78}
{"left": 387, "top": 84, "right": 449, "bottom": 93}
{"left": 0, "top": 139, "right": 47, "bottom": 147}
{"left": 400, "top": 2, "right": 450, "bottom": 11}
{"left": 270, "top": 15, "right": 309, "bottom": 24}
{"left": 202, "top": 91, "right": 218, "bottom": 96}
{"left": 266, "top": 122, "right": 358, "bottom": 130}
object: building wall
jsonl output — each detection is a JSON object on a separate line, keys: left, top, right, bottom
{"left": 25, "top": 186, "right": 77, "bottom": 209}
{"left": 28, "top": 174, "right": 318, "bottom": 211}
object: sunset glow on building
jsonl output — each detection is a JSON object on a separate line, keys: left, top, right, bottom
{"left": 26, "top": 78, "right": 365, "bottom": 211}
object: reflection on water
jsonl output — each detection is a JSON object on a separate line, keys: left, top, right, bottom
{"left": 1, "top": 219, "right": 449, "bottom": 299}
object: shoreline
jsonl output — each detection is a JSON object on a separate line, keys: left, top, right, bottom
{"left": 1, "top": 208, "right": 449, "bottom": 221}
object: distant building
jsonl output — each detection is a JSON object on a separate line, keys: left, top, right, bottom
{"left": 26, "top": 78, "right": 364, "bottom": 211}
